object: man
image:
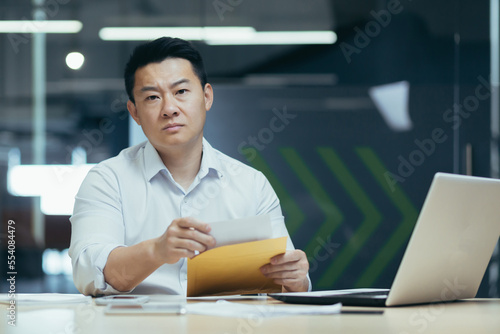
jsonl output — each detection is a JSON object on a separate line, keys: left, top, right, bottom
{"left": 69, "top": 37, "right": 310, "bottom": 296}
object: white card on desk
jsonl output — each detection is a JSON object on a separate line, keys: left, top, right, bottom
{"left": 208, "top": 214, "right": 272, "bottom": 248}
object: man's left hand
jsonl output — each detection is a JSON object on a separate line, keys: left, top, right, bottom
{"left": 260, "top": 249, "right": 309, "bottom": 292}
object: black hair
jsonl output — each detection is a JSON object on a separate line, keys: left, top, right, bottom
{"left": 124, "top": 37, "right": 207, "bottom": 103}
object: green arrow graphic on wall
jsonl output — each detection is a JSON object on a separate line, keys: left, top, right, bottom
{"left": 316, "top": 147, "right": 382, "bottom": 288}
{"left": 244, "top": 146, "right": 417, "bottom": 289}
{"left": 280, "top": 148, "right": 344, "bottom": 262}
{"left": 245, "top": 148, "right": 305, "bottom": 236}
{"left": 354, "top": 147, "right": 418, "bottom": 287}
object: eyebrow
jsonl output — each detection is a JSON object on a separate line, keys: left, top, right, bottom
{"left": 138, "top": 78, "right": 190, "bottom": 94}
{"left": 139, "top": 86, "right": 160, "bottom": 94}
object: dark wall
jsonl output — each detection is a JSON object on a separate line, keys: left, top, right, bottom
{"left": 205, "top": 4, "right": 493, "bottom": 295}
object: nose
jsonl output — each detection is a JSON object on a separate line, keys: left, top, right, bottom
{"left": 161, "top": 97, "right": 180, "bottom": 117}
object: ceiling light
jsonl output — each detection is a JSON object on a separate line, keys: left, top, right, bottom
{"left": 0, "top": 20, "right": 82, "bottom": 33}
{"left": 98, "top": 27, "right": 337, "bottom": 45}
{"left": 207, "top": 31, "right": 337, "bottom": 45}
{"left": 66, "top": 52, "right": 85, "bottom": 70}
{"left": 99, "top": 26, "right": 256, "bottom": 41}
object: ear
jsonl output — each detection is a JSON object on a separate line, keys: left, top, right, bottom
{"left": 127, "top": 100, "right": 141, "bottom": 125}
{"left": 203, "top": 83, "right": 214, "bottom": 112}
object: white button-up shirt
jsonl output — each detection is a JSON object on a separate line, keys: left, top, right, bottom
{"left": 69, "top": 138, "right": 298, "bottom": 296}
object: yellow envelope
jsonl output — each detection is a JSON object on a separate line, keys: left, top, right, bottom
{"left": 187, "top": 236, "right": 287, "bottom": 297}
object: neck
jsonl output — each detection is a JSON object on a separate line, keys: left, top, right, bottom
{"left": 157, "top": 138, "right": 203, "bottom": 191}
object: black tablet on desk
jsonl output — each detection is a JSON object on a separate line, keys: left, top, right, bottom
{"left": 270, "top": 289, "right": 389, "bottom": 307}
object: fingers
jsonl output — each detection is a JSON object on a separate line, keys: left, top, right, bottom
{"left": 269, "top": 250, "right": 305, "bottom": 266}
{"left": 264, "top": 250, "right": 309, "bottom": 272}
{"left": 168, "top": 217, "right": 216, "bottom": 250}
{"left": 169, "top": 236, "right": 209, "bottom": 255}
{"left": 156, "top": 217, "right": 216, "bottom": 264}
{"left": 260, "top": 250, "right": 310, "bottom": 292}
{"left": 176, "top": 217, "right": 211, "bottom": 233}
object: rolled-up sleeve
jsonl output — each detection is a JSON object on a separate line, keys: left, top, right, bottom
{"left": 68, "top": 165, "right": 128, "bottom": 296}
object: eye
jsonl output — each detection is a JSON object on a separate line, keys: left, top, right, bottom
{"left": 145, "top": 95, "right": 159, "bottom": 101}
{"left": 177, "top": 89, "right": 187, "bottom": 95}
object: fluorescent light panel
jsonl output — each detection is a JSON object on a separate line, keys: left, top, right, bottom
{"left": 8, "top": 164, "right": 95, "bottom": 215}
{"left": 0, "top": 20, "right": 82, "bottom": 33}
{"left": 99, "top": 26, "right": 256, "bottom": 41}
{"left": 209, "top": 31, "right": 337, "bottom": 45}
{"left": 99, "top": 26, "right": 336, "bottom": 45}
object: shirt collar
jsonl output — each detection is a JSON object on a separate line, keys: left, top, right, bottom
{"left": 199, "top": 138, "right": 224, "bottom": 179}
{"left": 143, "top": 138, "right": 224, "bottom": 182}
{"left": 144, "top": 141, "right": 168, "bottom": 182}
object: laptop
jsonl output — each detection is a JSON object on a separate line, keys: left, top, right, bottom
{"left": 270, "top": 172, "right": 500, "bottom": 307}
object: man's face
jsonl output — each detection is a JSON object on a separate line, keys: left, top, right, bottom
{"left": 127, "top": 57, "right": 213, "bottom": 153}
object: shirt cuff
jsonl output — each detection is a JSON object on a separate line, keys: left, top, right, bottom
{"left": 93, "top": 244, "right": 133, "bottom": 295}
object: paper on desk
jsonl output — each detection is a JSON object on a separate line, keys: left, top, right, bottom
{"left": 187, "top": 236, "right": 287, "bottom": 297}
{"left": 0, "top": 293, "right": 91, "bottom": 305}
{"left": 208, "top": 214, "right": 272, "bottom": 248}
{"left": 186, "top": 300, "right": 342, "bottom": 317}
{"left": 187, "top": 294, "right": 268, "bottom": 301}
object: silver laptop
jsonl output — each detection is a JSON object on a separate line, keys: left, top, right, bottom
{"left": 270, "top": 172, "right": 500, "bottom": 307}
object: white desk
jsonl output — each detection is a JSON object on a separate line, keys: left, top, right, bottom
{"left": 3, "top": 297, "right": 500, "bottom": 334}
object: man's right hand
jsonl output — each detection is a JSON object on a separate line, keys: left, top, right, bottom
{"left": 154, "top": 217, "right": 216, "bottom": 264}
{"left": 104, "top": 217, "right": 215, "bottom": 292}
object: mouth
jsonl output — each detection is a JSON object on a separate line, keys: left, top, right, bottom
{"left": 163, "top": 123, "right": 183, "bottom": 131}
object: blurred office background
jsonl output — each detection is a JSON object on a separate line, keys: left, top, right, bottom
{"left": 0, "top": 0, "right": 498, "bottom": 297}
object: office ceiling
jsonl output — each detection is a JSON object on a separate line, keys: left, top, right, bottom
{"left": 0, "top": 0, "right": 488, "bottom": 38}
{"left": 0, "top": 0, "right": 490, "bottom": 163}
{"left": 0, "top": 0, "right": 489, "bottom": 92}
